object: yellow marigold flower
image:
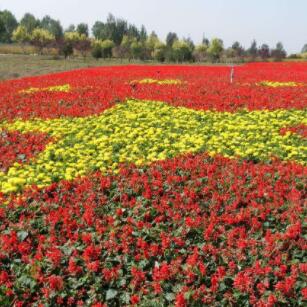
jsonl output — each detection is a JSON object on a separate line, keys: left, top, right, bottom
{"left": 0, "top": 99, "right": 306, "bottom": 194}
{"left": 131, "top": 78, "right": 183, "bottom": 85}
{"left": 257, "top": 81, "right": 304, "bottom": 87}
{"left": 19, "top": 84, "right": 71, "bottom": 94}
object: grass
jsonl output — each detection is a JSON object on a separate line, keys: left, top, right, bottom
{"left": 0, "top": 54, "right": 232, "bottom": 81}
{"left": 0, "top": 54, "right": 142, "bottom": 80}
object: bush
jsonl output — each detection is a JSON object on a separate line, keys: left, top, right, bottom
{"left": 91, "top": 43, "right": 102, "bottom": 59}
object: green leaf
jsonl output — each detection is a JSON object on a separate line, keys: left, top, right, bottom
{"left": 17, "top": 230, "right": 28, "bottom": 241}
{"left": 165, "top": 292, "right": 175, "bottom": 301}
{"left": 106, "top": 289, "right": 118, "bottom": 300}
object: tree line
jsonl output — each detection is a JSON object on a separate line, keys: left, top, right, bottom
{"left": 1, "top": 10, "right": 307, "bottom": 62}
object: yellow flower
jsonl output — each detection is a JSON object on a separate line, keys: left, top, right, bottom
{"left": 131, "top": 79, "right": 183, "bottom": 85}
{"left": 257, "top": 81, "right": 304, "bottom": 87}
{"left": 19, "top": 84, "right": 71, "bottom": 94}
{"left": 0, "top": 99, "right": 305, "bottom": 193}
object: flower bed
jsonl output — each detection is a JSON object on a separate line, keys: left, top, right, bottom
{"left": 0, "top": 63, "right": 306, "bottom": 306}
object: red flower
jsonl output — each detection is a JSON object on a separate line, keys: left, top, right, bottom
{"left": 130, "top": 294, "right": 140, "bottom": 304}
{"left": 0, "top": 271, "right": 9, "bottom": 284}
{"left": 47, "top": 247, "right": 62, "bottom": 266}
{"left": 285, "top": 223, "right": 301, "bottom": 239}
{"left": 233, "top": 271, "right": 252, "bottom": 293}
{"left": 175, "top": 293, "right": 186, "bottom": 307}
{"left": 48, "top": 275, "right": 63, "bottom": 291}
{"left": 301, "top": 288, "right": 307, "bottom": 300}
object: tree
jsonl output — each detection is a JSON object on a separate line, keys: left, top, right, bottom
{"left": 77, "top": 23, "right": 89, "bottom": 37}
{"left": 207, "top": 38, "right": 224, "bottom": 62}
{"left": 119, "top": 35, "right": 132, "bottom": 60}
{"left": 271, "top": 42, "right": 287, "bottom": 61}
{"left": 202, "top": 36, "right": 210, "bottom": 46}
{"left": 146, "top": 31, "right": 159, "bottom": 58}
{"left": 0, "top": 18, "right": 4, "bottom": 41}
{"left": 258, "top": 44, "right": 270, "bottom": 60}
{"left": 101, "top": 39, "right": 115, "bottom": 58}
{"left": 65, "top": 32, "right": 91, "bottom": 58}
{"left": 231, "top": 41, "right": 245, "bottom": 57}
{"left": 0, "top": 10, "right": 18, "bottom": 43}
{"left": 40, "top": 15, "right": 63, "bottom": 40}
{"left": 92, "top": 14, "right": 128, "bottom": 46}
{"left": 110, "top": 15, "right": 128, "bottom": 45}
{"left": 193, "top": 44, "right": 208, "bottom": 62}
{"left": 248, "top": 39, "right": 258, "bottom": 58}
{"left": 65, "top": 24, "right": 75, "bottom": 32}
{"left": 12, "top": 25, "right": 30, "bottom": 45}
{"left": 172, "top": 40, "right": 192, "bottom": 62}
{"left": 302, "top": 44, "right": 307, "bottom": 53}
{"left": 139, "top": 25, "right": 147, "bottom": 42}
{"left": 101, "top": 13, "right": 128, "bottom": 45}
{"left": 30, "top": 28, "right": 55, "bottom": 54}
{"left": 130, "top": 39, "right": 143, "bottom": 59}
{"left": 92, "top": 21, "right": 105, "bottom": 39}
{"left": 20, "top": 13, "right": 39, "bottom": 33}
{"left": 127, "top": 24, "right": 140, "bottom": 40}
{"left": 183, "top": 37, "right": 195, "bottom": 52}
{"left": 60, "top": 39, "right": 74, "bottom": 58}
{"left": 63, "top": 31, "right": 81, "bottom": 57}
{"left": 153, "top": 42, "right": 166, "bottom": 62}
{"left": 166, "top": 32, "right": 178, "bottom": 48}
{"left": 91, "top": 40, "right": 103, "bottom": 59}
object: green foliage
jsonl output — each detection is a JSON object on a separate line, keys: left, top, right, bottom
{"left": 231, "top": 41, "right": 245, "bottom": 57}
{"left": 248, "top": 39, "right": 258, "bottom": 58}
{"left": 139, "top": 25, "right": 147, "bottom": 42}
{"left": 207, "top": 38, "right": 224, "bottom": 61}
{"left": 12, "top": 26, "right": 31, "bottom": 45}
{"left": 64, "top": 31, "right": 82, "bottom": 43}
{"left": 166, "top": 32, "right": 178, "bottom": 47}
{"left": 20, "top": 13, "right": 39, "bottom": 34}
{"left": 119, "top": 35, "right": 132, "bottom": 59}
{"left": 153, "top": 42, "right": 166, "bottom": 62}
{"left": 92, "top": 14, "right": 128, "bottom": 45}
{"left": 300, "top": 52, "right": 307, "bottom": 59}
{"left": 130, "top": 39, "right": 143, "bottom": 59}
{"left": 40, "top": 15, "right": 63, "bottom": 40}
{"left": 77, "top": 23, "right": 89, "bottom": 37}
{"left": 0, "top": 10, "right": 18, "bottom": 43}
{"left": 91, "top": 42, "right": 102, "bottom": 59}
{"left": 30, "top": 28, "right": 55, "bottom": 53}
{"left": 258, "top": 44, "right": 270, "bottom": 60}
{"left": 101, "top": 39, "right": 115, "bottom": 58}
{"left": 146, "top": 32, "right": 160, "bottom": 57}
{"left": 2, "top": 10, "right": 296, "bottom": 63}
{"left": 60, "top": 41, "right": 74, "bottom": 58}
{"left": 193, "top": 44, "right": 208, "bottom": 62}
{"left": 172, "top": 40, "right": 192, "bottom": 62}
{"left": 271, "top": 42, "right": 287, "bottom": 61}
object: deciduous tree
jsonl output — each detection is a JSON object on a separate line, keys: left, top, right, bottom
{"left": 0, "top": 10, "right": 18, "bottom": 43}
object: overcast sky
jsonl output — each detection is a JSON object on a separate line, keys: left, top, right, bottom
{"left": 1, "top": 0, "right": 306, "bottom": 53}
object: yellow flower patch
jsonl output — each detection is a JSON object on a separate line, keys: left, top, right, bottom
{"left": 0, "top": 99, "right": 306, "bottom": 193}
{"left": 257, "top": 81, "right": 304, "bottom": 88}
{"left": 19, "top": 84, "right": 71, "bottom": 94}
{"left": 131, "top": 78, "right": 183, "bottom": 85}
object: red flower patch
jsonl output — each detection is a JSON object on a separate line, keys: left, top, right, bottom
{"left": 0, "top": 130, "right": 52, "bottom": 172}
{"left": 280, "top": 124, "right": 307, "bottom": 138}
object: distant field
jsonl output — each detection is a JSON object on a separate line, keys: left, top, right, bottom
{"left": 0, "top": 52, "right": 305, "bottom": 81}
{"left": 0, "top": 54, "right": 138, "bottom": 80}
{"left": 0, "top": 54, "right": 231, "bottom": 80}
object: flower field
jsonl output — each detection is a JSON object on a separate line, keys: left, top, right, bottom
{"left": 0, "top": 62, "right": 306, "bottom": 306}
